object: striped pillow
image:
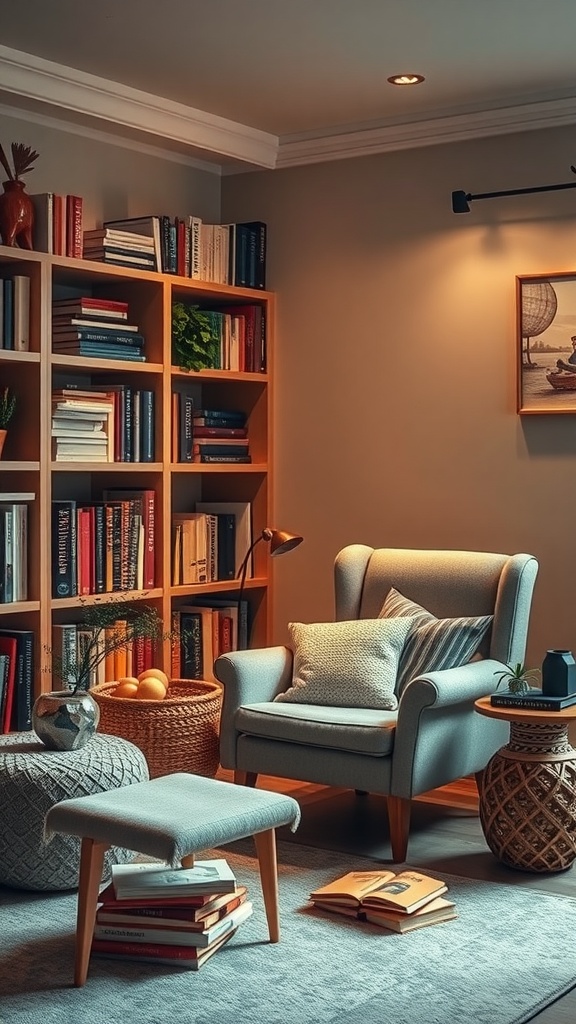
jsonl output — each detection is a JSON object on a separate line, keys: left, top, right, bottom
{"left": 379, "top": 587, "right": 493, "bottom": 694}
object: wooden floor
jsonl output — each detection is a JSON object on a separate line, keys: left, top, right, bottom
{"left": 218, "top": 770, "right": 576, "bottom": 1023}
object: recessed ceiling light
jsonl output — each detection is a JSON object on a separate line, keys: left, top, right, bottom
{"left": 387, "top": 74, "right": 425, "bottom": 86}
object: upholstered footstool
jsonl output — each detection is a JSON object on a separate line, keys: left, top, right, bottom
{"left": 0, "top": 732, "right": 149, "bottom": 891}
{"left": 45, "top": 772, "right": 301, "bottom": 986}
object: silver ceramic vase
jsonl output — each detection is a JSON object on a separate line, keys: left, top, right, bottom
{"left": 32, "top": 690, "right": 100, "bottom": 751}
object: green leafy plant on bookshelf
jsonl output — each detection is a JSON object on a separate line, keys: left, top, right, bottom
{"left": 494, "top": 661, "right": 540, "bottom": 695}
{"left": 0, "top": 386, "right": 16, "bottom": 429}
{"left": 172, "top": 302, "right": 220, "bottom": 371}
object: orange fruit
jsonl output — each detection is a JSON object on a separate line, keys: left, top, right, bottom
{"left": 135, "top": 675, "right": 167, "bottom": 700}
{"left": 138, "top": 668, "right": 169, "bottom": 688}
{"left": 114, "top": 680, "right": 139, "bottom": 699}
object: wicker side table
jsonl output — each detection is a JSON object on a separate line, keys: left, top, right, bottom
{"left": 474, "top": 697, "right": 576, "bottom": 872}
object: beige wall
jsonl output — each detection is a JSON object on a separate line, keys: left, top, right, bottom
{"left": 223, "top": 125, "right": 576, "bottom": 668}
{"left": 0, "top": 111, "right": 221, "bottom": 227}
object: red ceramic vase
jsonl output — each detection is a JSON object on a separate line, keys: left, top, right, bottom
{"left": 0, "top": 180, "right": 34, "bottom": 248}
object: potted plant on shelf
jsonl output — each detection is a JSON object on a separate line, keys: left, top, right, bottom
{"left": 0, "top": 386, "right": 16, "bottom": 458}
{"left": 494, "top": 661, "right": 541, "bottom": 695}
{"left": 35, "top": 599, "right": 170, "bottom": 751}
{"left": 0, "top": 141, "right": 39, "bottom": 248}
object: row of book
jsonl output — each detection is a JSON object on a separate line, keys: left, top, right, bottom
{"left": 0, "top": 628, "right": 34, "bottom": 733}
{"left": 30, "top": 192, "right": 83, "bottom": 258}
{"left": 172, "top": 500, "right": 252, "bottom": 585}
{"left": 52, "top": 385, "right": 155, "bottom": 464}
{"left": 172, "top": 403, "right": 250, "bottom": 463}
{"left": 51, "top": 490, "right": 155, "bottom": 599}
{"left": 309, "top": 868, "right": 457, "bottom": 934}
{"left": 172, "top": 301, "right": 266, "bottom": 374}
{"left": 92, "top": 859, "right": 252, "bottom": 971}
{"left": 52, "top": 295, "right": 146, "bottom": 363}
{"left": 0, "top": 495, "right": 33, "bottom": 603}
{"left": 89, "top": 216, "right": 266, "bottom": 289}
{"left": 172, "top": 599, "right": 248, "bottom": 680}
{"left": 52, "top": 619, "right": 157, "bottom": 690}
{"left": 0, "top": 275, "right": 30, "bottom": 351}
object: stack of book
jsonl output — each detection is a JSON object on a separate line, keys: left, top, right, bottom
{"left": 309, "top": 868, "right": 457, "bottom": 934}
{"left": 52, "top": 295, "right": 146, "bottom": 362}
{"left": 83, "top": 225, "right": 159, "bottom": 271}
{"left": 91, "top": 859, "right": 252, "bottom": 971}
{"left": 193, "top": 409, "right": 250, "bottom": 463}
{"left": 51, "top": 388, "right": 114, "bottom": 463}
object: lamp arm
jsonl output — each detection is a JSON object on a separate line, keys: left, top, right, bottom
{"left": 237, "top": 534, "right": 265, "bottom": 649}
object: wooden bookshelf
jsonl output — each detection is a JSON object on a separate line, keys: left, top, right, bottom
{"left": 0, "top": 243, "right": 275, "bottom": 709}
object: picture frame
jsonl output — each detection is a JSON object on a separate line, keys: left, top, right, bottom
{"left": 517, "top": 272, "right": 576, "bottom": 414}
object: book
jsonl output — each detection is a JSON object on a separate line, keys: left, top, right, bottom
{"left": 51, "top": 500, "right": 77, "bottom": 598}
{"left": 0, "top": 629, "right": 34, "bottom": 731}
{"left": 490, "top": 688, "right": 576, "bottom": 711}
{"left": 111, "top": 859, "right": 237, "bottom": 899}
{"left": 97, "top": 886, "right": 247, "bottom": 924}
{"left": 364, "top": 896, "right": 457, "bottom": 933}
{"left": 0, "top": 635, "right": 17, "bottom": 732}
{"left": 91, "top": 926, "right": 237, "bottom": 970}
{"left": 310, "top": 869, "right": 447, "bottom": 914}
{"left": 13, "top": 276, "right": 30, "bottom": 351}
{"left": 93, "top": 899, "right": 253, "bottom": 947}
{"left": 30, "top": 192, "right": 54, "bottom": 252}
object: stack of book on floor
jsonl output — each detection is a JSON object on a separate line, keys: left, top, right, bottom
{"left": 91, "top": 859, "right": 252, "bottom": 970}
{"left": 309, "top": 868, "right": 457, "bottom": 934}
{"left": 52, "top": 296, "right": 146, "bottom": 362}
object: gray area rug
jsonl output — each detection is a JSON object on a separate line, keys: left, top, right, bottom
{"left": 1, "top": 838, "right": 575, "bottom": 1024}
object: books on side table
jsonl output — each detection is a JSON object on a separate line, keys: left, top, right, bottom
{"left": 91, "top": 859, "right": 252, "bottom": 970}
{"left": 309, "top": 869, "right": 457, "bottom": 934}
{"left": 490, "top": 688, "right": 576, "bottom": 711}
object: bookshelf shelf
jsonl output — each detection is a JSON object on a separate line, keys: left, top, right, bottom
{"left": 0, "top": 243, "right": 274, "bottom": 715}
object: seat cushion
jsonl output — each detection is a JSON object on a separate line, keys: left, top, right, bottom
{"left": 274, "top": 617, "right": 414, "bottom": 710}
{"left": 235, "top": 702, "right": 396, "bottom": 756}
{"left": 379, "top": 587, "right": 493, "bottom": 694}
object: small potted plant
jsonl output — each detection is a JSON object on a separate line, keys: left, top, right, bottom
{"left": 35, "top": 599, "right": 171, "bottom": 751}
{"left": 0, "top": 386, "right": 16, "bottom": 457}
{"left": 494, "top": 661, "right": 541, "bottom": 695}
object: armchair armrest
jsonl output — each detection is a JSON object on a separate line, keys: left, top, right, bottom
{"left": 391, "top": 659, "right": 510, "bottom": 798}
{"left": 215, "top": 647, "right": 294, "bottom": 768}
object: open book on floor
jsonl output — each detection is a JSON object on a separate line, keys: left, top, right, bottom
{"left": 310, "top": 869, "right": 448, "bottom": 915}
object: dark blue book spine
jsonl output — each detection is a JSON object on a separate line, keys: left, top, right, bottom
{"left": 124, "top": 387, "right": 133, "bottom": 463}
{"left": 180, "top": 394, "right": 194, "bottom": 461}
{"left": 3, "top": 279, "right": 14, "bottom": 350}
{"left": 94, "top": 505, "right": 106, "bottom": 593}
{"left": 52, "top": 500, "right": 77, "bottom": 598}
{"left": 180, "top": 613, "right": 203, "bottom": 678}
{"left": 140, "top": 391, "right": 155, "bottom": 462}
{"left": 234, "top": 225, "right": 251, "bottom": 288}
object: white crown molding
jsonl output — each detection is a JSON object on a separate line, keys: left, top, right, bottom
{"left": 2, "top": 44, "right": 576, "bottom": 173}
{"left": 0, "top": 99, "right": 224, "bottom": 175}
{"left": 277, "top": 94, "right": 576, "bottom": 168}
{"left": 0, "top": 44, "right": 278, "bottom": 169}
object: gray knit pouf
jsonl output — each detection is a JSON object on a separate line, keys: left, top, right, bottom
{"left": 0, "top": 732, "right": 149, "bottom": 891}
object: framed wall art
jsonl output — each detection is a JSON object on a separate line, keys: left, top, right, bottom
{"left": 517, "top": 272, "right": 576, "bottom": 414}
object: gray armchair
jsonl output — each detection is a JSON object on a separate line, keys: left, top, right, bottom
{"left": 215, "top": 545, "right": 539, "bottom": 861}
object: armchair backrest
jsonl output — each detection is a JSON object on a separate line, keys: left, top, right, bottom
{"left": 334, "top": 545, "right": 538, "bottom": 668}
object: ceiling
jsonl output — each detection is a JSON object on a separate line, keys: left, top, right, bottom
{"left": 2, "top": 0, "right": 576, "bottom": 173}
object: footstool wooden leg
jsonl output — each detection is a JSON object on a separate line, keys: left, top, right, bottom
{"left": 74, "top": 838, "right": 108, "bottom": 988}
{"left": 253, "top": 828, "right": 280, "bottom": 943}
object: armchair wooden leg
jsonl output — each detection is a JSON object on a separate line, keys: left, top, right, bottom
{"left": 253, "top": 828, "right": 280, "bottom": 942}
{"left": 387, "top": 796, "right": 411, "bottom": 863}
{"left": 234, "top": 771, "right": 258, "bottom": 787}
{"left": 74, "top": 837, "right": 108, "bottom": 987}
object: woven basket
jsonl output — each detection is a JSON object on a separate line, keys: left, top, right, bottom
{"left": 90, "top": 678, "right": 222, "bottom": 780}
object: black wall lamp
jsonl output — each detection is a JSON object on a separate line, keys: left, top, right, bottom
{"left": 452, "top": 166, "right": 576, "bottom": 214}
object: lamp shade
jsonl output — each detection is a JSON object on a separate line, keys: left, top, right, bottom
{"left": 264, "top": 527, "right": 304, "bottom": 557}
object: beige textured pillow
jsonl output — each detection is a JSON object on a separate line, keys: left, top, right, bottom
{"left": 379, "top": 587, "right": 493, "bottom": 694}
{"left": 274, "top": 617, "right": 415, "bottom": 710}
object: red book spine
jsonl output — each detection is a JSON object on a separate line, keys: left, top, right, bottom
{"left": 78, "top": 508, "right": 91, "bottom": 596}
{"left": 219, "top": 614, "right": 233, "bottom": 655}
{"left": 0, "top": 637, "right": 17, "bottom": 732}
{"left": 53, "top": 194, "right": 64, "bottom": 255}
{"left": 133, "top": 635, "right": 145, "bottom": 677}
{"left": 143, "top": 490, "right": 155, "bottom": 589}
{"left": 143, "top": 636, "right": 153, "bottom": 670}
{"left": 171, "top": 610, "right": 181, "bottom": 678}
{"left": 91, "top": 938, "right": 202, "bottom": 960}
